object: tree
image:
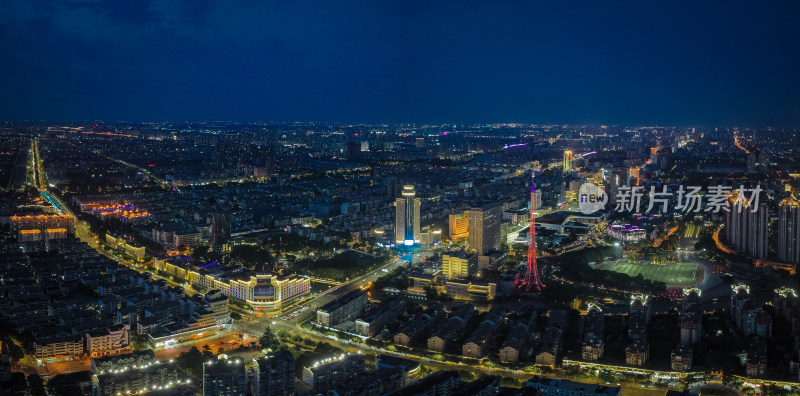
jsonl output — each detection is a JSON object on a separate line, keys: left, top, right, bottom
{"left": 230, "top": 245, "right": 274, "bottom": 271}
{"left": 424, "top": 284, "right": 438, "bottom": 300}
{"left": 1, "top": 338, "right": 24, "bottom": 361}
{"left": 46, "top": 373, "right": 87, "bottom": 396}
{"left": 260, "top": 326, "right": 281, "bottom": 351}
{"left": 191, "top": 245, "right": 210, "bottom": 263}
{"left": 27, "top": 374, "right": 46, "bottom": 396}
{"left": 175, "top": 346, "right": 205, "bottom": 379}
{"left": 130, "top": 332, "right": 151, "bottom": 351}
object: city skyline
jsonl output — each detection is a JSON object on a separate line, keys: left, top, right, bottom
{"left": 3, "top": 2, "right": 800, "bottom": 395}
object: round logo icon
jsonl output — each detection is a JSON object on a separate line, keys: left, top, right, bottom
{"left": 579, "top": 183, "right": 607, "bottom": 214}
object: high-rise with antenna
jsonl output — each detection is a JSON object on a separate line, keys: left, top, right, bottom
{"left": 525, "top": 171, "right": 544, "bottom": 291}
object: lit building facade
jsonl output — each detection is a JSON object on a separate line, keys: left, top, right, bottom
{"left": 441, "top": 251, "right": 477, "bottom": 279}
{"left": 563, "top": 150, "right": 574, "bottom": 173}
{"left": 395, "top": 185, "right": 421, "bottom": 246}
{"left": 448, "top": 213, "right": 469, "bottom": 241}
{"left": 153, "top": 258, "right": 310, "bottom": 312}
{"left": 466, "top": 203, "right": 501, "bottom": 256}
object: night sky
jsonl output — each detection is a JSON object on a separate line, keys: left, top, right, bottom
{"left": 1, "top": 1, "right": 798, "bottom": 126}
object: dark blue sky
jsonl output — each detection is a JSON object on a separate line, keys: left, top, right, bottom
{"left": 1, "top": 1, "right": 798, "bottom": 126}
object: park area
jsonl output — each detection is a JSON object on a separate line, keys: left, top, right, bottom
{"left": 597, "top": 259, "right": 701, "bottom": 287}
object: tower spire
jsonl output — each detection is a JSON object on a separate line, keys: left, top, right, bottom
{"left": 525, "top": 170, "right": 544, "bottom": 291}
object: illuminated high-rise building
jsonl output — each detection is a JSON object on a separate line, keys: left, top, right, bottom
{"left": 466, "top": 203, "right": 501, "bottom": 255}
{"left": 562, "top": 150, "right": 574, "bottom": 174}
{"left": 448, "top": 212, "right": 469, "bottom": 241}
{"left": 211, "top": 212, "right": 232, "bottom": 253}
{"left": 395, "top": 185, "right": 421, "bottom": 246}
{"left": 778, "top": 197, "right": 800, "bottom": 264}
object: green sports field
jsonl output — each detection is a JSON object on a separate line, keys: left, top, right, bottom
{"left": 600, "top": 260, "right": 700, "bottom": 286}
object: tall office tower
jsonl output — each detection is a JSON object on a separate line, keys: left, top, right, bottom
{"left": 448, "top": 212, "right": 469, "bottom": 241}
{"left": 563, "top": 150, "right": 574, "bottom": 174}
{"left": 466, "top": 203, "right": 501, "bottom": 255}
{"left": 203, "top": 358, "right": 248, "bottom": 396}
{"left": 257, "top": 351, "right": 295, "bottom": 396}
{"left": 395, "top": 185, "right": 421, "bottom": 246}
{"left": 211, "top": 211, "right": 232, "bottom": 252}
{"left": 416, "top": 137, "right": 425, "bottom": 148}
{"left": 778, "top": 197, "right": 800, "bottom": 264}
{"left": 747, "top": 203, "right": 769, "bottom": 259}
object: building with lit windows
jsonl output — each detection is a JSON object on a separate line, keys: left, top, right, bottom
{"left": 10, "top": 213, "right": 74, "bottom": 241}
{"left": 563, "top": 150, "right": 574, "bottom": 173}
{"left": 316, "top": 289, "right": 369, "bottom": 327}
{"left": 466, "top": 203, "right": 501, "bottom": 256}
{"left": 441, "top": 251, "right": 477, "bottom": 279}
{"left": 257, "top": 351, "right": 295, "bottom": 396}
{"left": 395, "top": 185, "right": 421, "bottom": 246}
{"left": 778, "top": 197, "right": 800, "bottom": 264}
{"left": 203, "top": 357, "right": 248, "bottom": 396}
{"left": 153, "top": 258, "right": 310, "bottom": 313}
{"left": 448, "top": 212, "right": 469, "bottom": 241}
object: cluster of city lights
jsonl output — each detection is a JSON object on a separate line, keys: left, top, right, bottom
{"left": 312, "top": 352, "right": 353, "bottom": 368}
{"left": 99, "top": 359, "right": 175, "bottom": 375}
{"left": 113, "top": 378, "right": 191, "bottom": 395}
{"left": 100, "top": 209, "right": 151, "bottom": 219}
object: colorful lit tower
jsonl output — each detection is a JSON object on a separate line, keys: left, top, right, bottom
{"left": 525, "top": 171, "right": 544, "bottom": 291}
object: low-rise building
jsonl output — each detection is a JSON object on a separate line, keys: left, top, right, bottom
{"left": 499, "top": 323, "right": 529, "bottom": 363}
{"left": 671, "top": 343, "right": 693, "bottom": 372}
{"left": 34, "top": 335, "right": 84, "bottom": 359}
{"left": 746, "top": 337, "right": 768, "bottom": 378}
{"left": 91, "top": 350, "right": 156, "bottom": 375}
{"left": 376, "top": 355, "right": 421, "bottom": 387}
{"left": 93, "top": 363, "right": 184, "bottom": 396}
{"left": 462, "top": 320, "right": 498, "bottom": 359}
{"left": 526, "top": 377, "right": 621, "bottom": 396}
{"left": 428, "top": 317, "right": 466, "bottom": 352}
{"left": 535, "top": 327, "right": 562, "bottom": 367}
{"left": 625, "top": 340, "right": 649, "bottom": 367}
{"left": 441, "top": 251, "right": 477, "bottom": 279}
{"left": 355, "top": 296, "right": 406, "bottom": 336}
{"left": 316, "top": 289, "right": 369, "bottom": 327}
{"left": 444, "top": 279, "right": 496, "bottom": 301}
{"left": 389, "top": 371, "right": 462, "bottom": 396}
{"left": 86, "top": 324, "right": 130, "bottom": 358}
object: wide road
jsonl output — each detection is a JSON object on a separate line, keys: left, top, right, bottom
{"left": 237, "top": 306, "right": 665, "bottom": 395}
{"left": 238, "top": 253, "right": 418, "bottom": 340}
